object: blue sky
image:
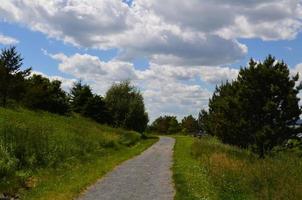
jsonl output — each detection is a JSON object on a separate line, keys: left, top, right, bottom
{"left": 1, "top": 0, "right": 302, "bottom": 121}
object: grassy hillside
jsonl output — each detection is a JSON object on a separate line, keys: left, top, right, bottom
{"left": 173, "top": 136, "right": 302, "bottom": 200}
{"left": 0, "top": 108, "right": 157, "bottom": 199}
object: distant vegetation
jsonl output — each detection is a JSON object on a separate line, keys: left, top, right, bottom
{"left": 173, "top": 136, "right": 302, "bottom": 200}
{"left": 150, "top": 115, "right": 199, "bottom": 135}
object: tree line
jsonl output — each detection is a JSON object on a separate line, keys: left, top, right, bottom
{"left": 149, "top": 115, "right": 199, "bottom": 135}
{"left": 151, "top": 55, "right": 302, "bottom": 157}
{"left": 1, "top": 47, "right": 301, "bottom": 157}
{"left": 0, "top": 47, "right": 148, "bottom": 133}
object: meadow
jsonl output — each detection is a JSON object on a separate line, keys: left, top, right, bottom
{"left": 173, "top": 136, "right": 302, "bottom": 200}
{"left": 0, "top": 108, "right": 156, "bottom": 199}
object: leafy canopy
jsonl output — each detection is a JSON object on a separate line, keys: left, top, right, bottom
{"left": 201, "top": 55, "right": 302, "bottom": 157}
{"left": 105, "top": 81, "right": 148, "bottom": 133}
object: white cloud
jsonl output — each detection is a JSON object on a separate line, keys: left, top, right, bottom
{"left": 1, "top": 1, "right": 301, "bottom": 65}
{"left": 46, "top": 52, "right": 239, "bottom": 120}
{"left": 136, "top": 0, "right": 302, "bottom": 41}
{"left": 0, "top": 34, "right": 19, "bottom": 45}
{"left": 0, "top": 0, "right": 248, "bottom": 66}
{"left": 2, "top": 0, "right": 301, "bottom": 120}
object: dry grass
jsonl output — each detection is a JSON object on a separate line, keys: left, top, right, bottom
{"left": 192, "top": 136, "right": 302, "bottom": 200}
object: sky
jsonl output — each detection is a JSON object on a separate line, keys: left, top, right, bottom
{"left": 1, "top": 0, "right": 302, "bottom": 121}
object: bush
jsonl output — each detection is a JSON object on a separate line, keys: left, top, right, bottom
{"left": 120, "top": 131, "right": 142, "bottom": 146}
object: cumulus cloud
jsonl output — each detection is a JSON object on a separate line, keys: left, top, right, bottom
{"left": 136, "top": 0, "right": 302, "bottom": 41}
{"left": 0, "top": 0, "right": 248, "bottom": 66}
{"left": 0, "top": 34, "right": 19, "bottom": 45}
{"left": 2, "top": 0, "right": 301, "bottom": 119}
{"left": 1, "top": 1, "right": 301, "bottom": 65}
{"left": 48, "top": 52, "right": 137, "bottom": 86}
{"left": 45, "top": 52, "right": 238, "bottom": 120}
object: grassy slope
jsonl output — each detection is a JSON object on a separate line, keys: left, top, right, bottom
{"left": 22, "top": 139, "right": 156, "bottom": 200}
{"left": 0, "top": 108, "right": 157, "bottom": 199}
{"left": 173, "top": 136, "right": 302, "bottom": 200}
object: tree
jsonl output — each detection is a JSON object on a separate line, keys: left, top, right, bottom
{"left": 105, "top": 81, "right": 149, "bottom": 132}
{"left": 23, "top": 74, "right": 69, "bottom": 114}
{"left": 151, "top": 116, "right": 180, "bottom": 134}
{"left": 0, "top": 47, "right": 31, "bottom": 107}
{"left": 198, "top": 109, "right": 208, "bottom": 133}
{"left": 69, "top": 81, "right": 93, "bottom": 113}
{"left": 82, "top": 95, "right": 111, "bottom": 124}
{"left": 181, "top": 115, "right": 199, "bottom": 134}
{"left": 168, "top": 117, "right": 181, "bottom": 134}
{"left": 203, "top": 56, "right": 302, "bottom": 157}
{"left": 150, "top": 116, "right": 169, "bottom": 134}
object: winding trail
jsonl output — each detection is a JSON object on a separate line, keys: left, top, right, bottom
{"left": 78, "top": 136, "right": 176, "bottom": 200}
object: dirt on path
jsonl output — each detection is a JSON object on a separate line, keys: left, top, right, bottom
{"left": 77, "top": 136, "right": 175, "bottom": 200}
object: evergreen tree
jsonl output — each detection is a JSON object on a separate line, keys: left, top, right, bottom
{"left": 203, "top": 56, "right": 302, "bottom": 157}
{"left": 69, "top": 81, "right": 93, "bottom": 113}
{"left": 82, "top": 95, "right": 111, "bottom": 124}
{"left": 0, "top": 47, "right": 31, "bottom": 106}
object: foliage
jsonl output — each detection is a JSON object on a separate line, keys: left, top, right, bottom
{"left": 105, "top": 81, "right": 149, "bottom": 132}
{"left": 23, "top": 74, "right": 69, "bottom": 115}
{"left": 69, "top": 81, "right": 93, "bottom": 113}
{"left": 82, "top": 94, "right": 111, "bottom": 124}
{"left": 181, "top": 115, "right": 199, "bottom": 134}
{"left": 0, "top": 47, "right": 31, "bottom": 107}
{"left": 201, "top": 56, "right": 302, "bottom": 157}
{"left": 0, "top": 48, "right": 149, "bottom": 132}
{"left": 150, "top": 115, "right": 181, "bottom": 134}
{"left": 65, "top": 81, "right": 112, "bottom": 124}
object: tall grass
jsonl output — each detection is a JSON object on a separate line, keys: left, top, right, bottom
{"left": 0, "top": 108, "right": 142, "bottom": 193}
{"left": 192, "top": 136, "right": 302, "bottom": 200}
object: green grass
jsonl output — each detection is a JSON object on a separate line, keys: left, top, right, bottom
{"left": 21, "top": 139, "right": 156, "bottom": 200}
{"left": 173, "top": 136, "right": 302, "bottom": 200}
{"left": 0, "top": 108, "right": 157, "bottom": 199}
{"left": 173, "top": 136, "right": 217, "bottom": 200}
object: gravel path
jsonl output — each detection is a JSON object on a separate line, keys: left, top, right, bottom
{"left": 77, "top": 136, "right": 176, "bottom": 200}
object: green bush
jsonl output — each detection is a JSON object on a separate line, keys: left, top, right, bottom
{"left": 120, "top": 131, "right": 141, "bottom": 146}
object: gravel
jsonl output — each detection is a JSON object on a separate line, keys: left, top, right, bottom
{"left": 77, "top": 136, "right": 175, "bottom": 200}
